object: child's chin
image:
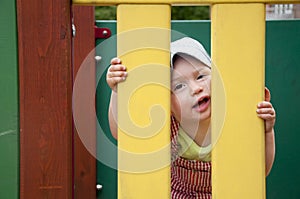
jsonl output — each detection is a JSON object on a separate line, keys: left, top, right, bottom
{"left": 199, "top": 113, "right": 211, "bottom": 122}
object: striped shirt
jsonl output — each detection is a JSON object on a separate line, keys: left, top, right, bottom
{"left": 171, "top": 116, "right": 212, "bottom": 199}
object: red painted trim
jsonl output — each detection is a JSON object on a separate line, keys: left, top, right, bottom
{"left": 95, "top": 26, "right": 112, "bottom": 39}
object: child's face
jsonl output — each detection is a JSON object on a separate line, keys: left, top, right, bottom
{"left": 171, "top": 55, "right": 211, "bottom": 126}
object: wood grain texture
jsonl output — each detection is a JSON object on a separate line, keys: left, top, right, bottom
{"left": 17, "top": 0, "right": 73, "bottom": 198}
{"left": 72, "top": 5, "right": 96, "bottom": 199}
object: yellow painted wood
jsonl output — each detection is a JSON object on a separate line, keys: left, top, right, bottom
{"left": 117, "top": 4, "right": 171, "bottom": 199}
{"left": 211, "top": 4, "right": 266, "bottom": 199}
{"left": 73, "top": 0, "right": 300, "bottom": 5}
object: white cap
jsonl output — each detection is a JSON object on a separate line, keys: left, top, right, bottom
{"left": 171, "top": 37, "right": 211, "bottom": 69}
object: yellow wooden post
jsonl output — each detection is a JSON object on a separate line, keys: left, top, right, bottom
{"left": 117, "top": 4, "right": 171, "bottom": 199}
{"left": 211, "top": 4, "right": 266, "bottom": 199}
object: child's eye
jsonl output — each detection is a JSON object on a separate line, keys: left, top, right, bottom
{"left": 197, "top": 75, "right": 205, "bottom": 80}
{"left": 173, "top": 83, "right": 186, "bottom": 91}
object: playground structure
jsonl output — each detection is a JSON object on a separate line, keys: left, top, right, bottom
{"left": 1, "top": 0, "right": 300, "bottom": 199}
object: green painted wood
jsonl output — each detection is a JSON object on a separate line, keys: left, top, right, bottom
{"left": 95, "top": 20, "right": 300, "bottom": 199}
{"left": 265, "top": 20, "right": 300, "bottom": 199}
{"left": 0, "top": 0, "right": 19, "bottom": 198}
{"left": 95, "top": 21, "right": 118, "bottom": 199}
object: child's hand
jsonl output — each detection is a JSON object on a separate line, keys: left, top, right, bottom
{"left": 106, "top": 57, "right": 127, "bottom": 92}
{"left": 257, "top": 87, "right": 276, "bottom": 133}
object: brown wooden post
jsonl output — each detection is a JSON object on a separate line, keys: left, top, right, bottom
{"left": 17, "top": 0, "right": 73, "bottom": 198}
{"left": 72, "top": 5, "right": 97, "bottom": 199}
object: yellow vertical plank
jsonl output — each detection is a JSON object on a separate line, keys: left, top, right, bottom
{"left": 117, "top": 4, "right": 171, "bottom": 199}
{"left": 211, "top": 4, "right": 266, "bottom": 199}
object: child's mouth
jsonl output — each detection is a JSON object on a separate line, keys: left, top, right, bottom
{"left": 192, "top": 96, "right": 210, "bottom": 112}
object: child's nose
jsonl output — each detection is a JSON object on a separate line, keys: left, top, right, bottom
{"left": 190, "top": 81, "right": 203, "bottom": 95}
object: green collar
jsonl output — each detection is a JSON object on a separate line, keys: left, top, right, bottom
{"left": 177, "top": 126, "right": 211, "bottom": 162}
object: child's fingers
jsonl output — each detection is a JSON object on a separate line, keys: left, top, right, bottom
{"left": 256, "top": 107, "right": 275, "bottom": 115}
{"left": 107, "top": 71, "right": 127, "bottom": 79}
{"left": 106, "top": 76, "right": 126, "bottom": 92}
{"left": 109, "top": 64, "right": 126, "bottom": 72}
{"left": 257, "top": 105, "right": 276, "bottom": 121}
{"left": 257, "top": 101, "right": 273, "bottom": 108}
{"left": 110, "top": 57, "right": 122, "bottom": 65}
{"left": 106, "top": 71, "right": 127, "bottom": 89}
{"left": 257, "top": 113, "right": 275, "bottom": 120}
{"left": 109, "top": 76, "right": 126, "bottom": 85}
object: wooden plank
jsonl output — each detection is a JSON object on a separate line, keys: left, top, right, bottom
{"left": 17, "top": 0, "right": 73, "bottom": 198}
{"left": 72, "top": 5, "right": 96, "bottom": 199}
{"left": 211, "top": 4, "right": 265, "bottom": 199}
{"left": 117, "top": 4, "right": 171, "bottom": 199}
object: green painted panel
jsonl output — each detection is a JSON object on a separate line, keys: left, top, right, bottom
{"left": 0, "top": 0, "right": 19, "bottom": 199}
{"left": 95, "top": 20, "right": 300, "bottom": 199}
{"left": 265, "top": 20, "right": 300, "bottom": 199}
{"left": 95, "top": 21, "right": 118, "bottom": 199}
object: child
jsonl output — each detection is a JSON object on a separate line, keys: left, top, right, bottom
{"left": 106, "top": 37, "right": 276, "bottom": 198}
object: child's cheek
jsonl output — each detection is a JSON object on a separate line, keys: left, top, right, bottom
{"left": 171, "top": 94, "right": 181, "bottom": 122}
{"left": 206, "top": 78, "right": 212, "bottom": 94}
